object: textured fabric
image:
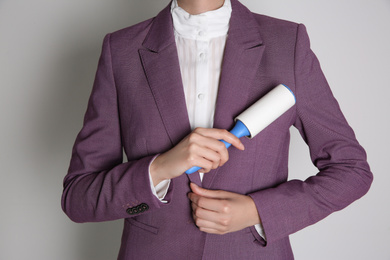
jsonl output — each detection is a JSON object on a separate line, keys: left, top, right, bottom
{"left": 62, "top": 0, "right": 373, "bottom": 259}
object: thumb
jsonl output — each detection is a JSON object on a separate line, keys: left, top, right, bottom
{"left": 190, "top": 183, "right": 228, "bottom": 199}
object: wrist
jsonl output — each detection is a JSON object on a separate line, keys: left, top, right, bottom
{"left": 245, "top": 195, "right": 261, "bottom": 227}
{"left": 150, "top": 154, "right": 168, "bottom": 186}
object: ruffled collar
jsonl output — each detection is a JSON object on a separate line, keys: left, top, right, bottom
{"left": 171, "top": 0, "right": 232, "bottom": 40}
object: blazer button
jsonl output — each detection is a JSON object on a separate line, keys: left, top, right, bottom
{"left": 126, "top": 203, "right": 149, "bottom": 215}
{"left": 140, "top": 203, "right": 149, "bottom": 211}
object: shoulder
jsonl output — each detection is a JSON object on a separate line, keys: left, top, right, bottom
{"left": 247, "top": 12, "right": 308, "bottom": 49}
{"left": 104, "top": 17, "right": 155, "bottom": 50}
{"left": 252, "top": 12, "right": 300, "bottom": 37}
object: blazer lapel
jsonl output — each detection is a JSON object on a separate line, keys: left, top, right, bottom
{"left": 203, "top": 0, "right": 265, "bottom": 188}
{"left": 139, "top": 3, "right": 201, "bottom": 185}
{"left": 139, "top": 4, "right": 190, "bottom": 146}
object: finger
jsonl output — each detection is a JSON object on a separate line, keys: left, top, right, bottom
{"left": 203, "top": 139, "right": 229, "bottom": 166}
{"left": 212, "top": 129, "right": 245, "bottom": 151}
{"left": 188, "top": 133, "right": 229, "bottom": 166}
{"left": 191, "top": 201, "right": 228, "bottom": 227}
{"left": 188, "top": 192, "right": 216, "bottom": 211}
{"left": 190, "top": 148, "right": 221, "bottom": 171}
{"left": 185, "top": 142, "right": 223, "bottom": 171}
{"left": 193, "top": 217, "right": 229, "bottom": 234}
{"left": 190, "top": 183, "right": 230, "bottom": 200}
{"left": 197, "top": 227, "right": 224, "bottom": 235}
{"left": 219, "top": 130, "right": 245, "bottom": 151}
{"left": 189, "top": 193, "right": 221, "bottom": 213}
{"left": 194, "top": 128, "right": 245, "bottom": 151}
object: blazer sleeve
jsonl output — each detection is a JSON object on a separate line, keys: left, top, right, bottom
{"left": 248, "top": 24, "right": 373, "bottom": 245}
{"left": 61, "top": 34, "right": 168, "bottom": 223}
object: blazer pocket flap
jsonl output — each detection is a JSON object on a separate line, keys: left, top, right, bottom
{"left": 126, "top": 217, "right": 159, "bottom": 235}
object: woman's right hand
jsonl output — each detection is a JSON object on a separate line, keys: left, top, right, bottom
{"left": 150, "top": 127, "right": 245, "bottom": 186}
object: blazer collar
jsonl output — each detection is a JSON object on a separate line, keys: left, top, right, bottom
{"left": 228, "top": 0, "right": 263, "bottom": 49}
{"left": 142, "top": 3, "right": 176, "bottom": 53}
{"left": 142, "top": 0, "right": 263, "bottom": 52}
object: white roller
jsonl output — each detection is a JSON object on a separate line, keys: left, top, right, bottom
{"left": 235, "top": 84, "right": 296, "bottom": 138}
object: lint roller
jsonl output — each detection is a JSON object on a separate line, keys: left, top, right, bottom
{"left": 185, "top": 84, "right": 296, "bottom": 174}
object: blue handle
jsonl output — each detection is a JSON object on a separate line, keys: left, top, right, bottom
{"left": 185, "top": 120, "right": 250, "bottom": 174}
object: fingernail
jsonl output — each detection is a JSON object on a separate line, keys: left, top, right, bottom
{"left": 190, "top": 183, "right": 197, "bottom": 190}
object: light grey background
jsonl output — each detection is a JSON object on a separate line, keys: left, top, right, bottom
{"left": 0, "top": 0, "right": 389, "bottom": 259}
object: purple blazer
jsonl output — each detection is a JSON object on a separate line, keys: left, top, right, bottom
{"left": 62, "top": 0, "right": 373, "bottom": 259}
